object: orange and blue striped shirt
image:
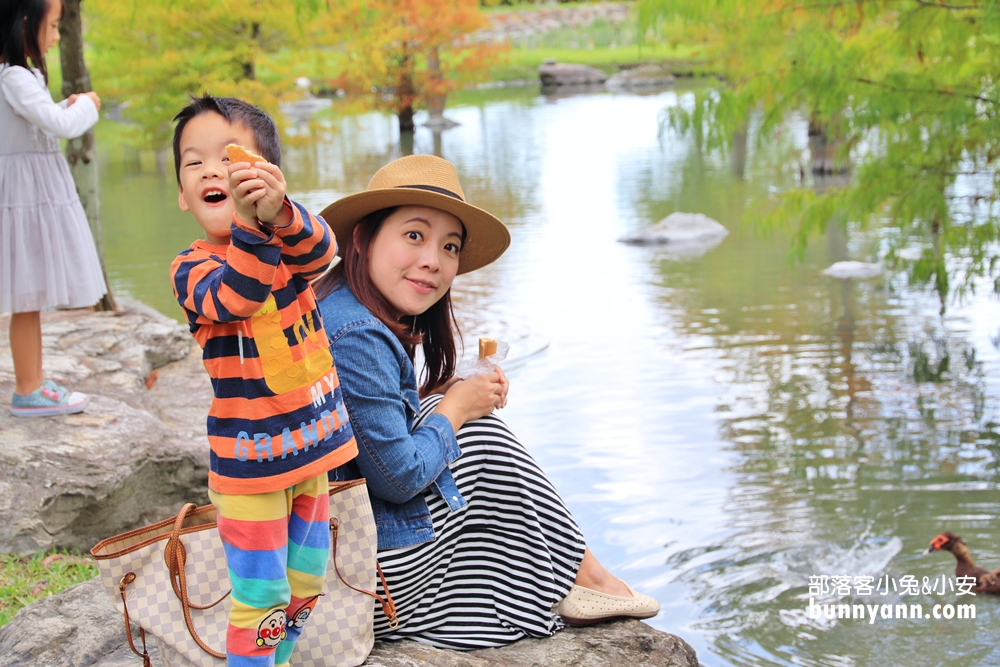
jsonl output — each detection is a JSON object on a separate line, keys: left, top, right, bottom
{"left": 170, "top": 200, "right": 358, "bottom": 495}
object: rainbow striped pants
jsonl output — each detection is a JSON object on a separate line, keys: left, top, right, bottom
{"left": 209, "top": 474, "right": 329, "bottom": 667}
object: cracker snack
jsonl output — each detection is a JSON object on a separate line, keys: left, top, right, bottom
{"left": 479, "top": 337, "right": 498, "bottom": 359}
{"left": 226, "top": 144, "right": 267, "bottom": 166}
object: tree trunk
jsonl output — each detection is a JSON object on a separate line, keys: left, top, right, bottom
{"left": 808, "top": 114, "right": 849, "bottom": 176}
{"left": 241, "top": 22, "right": 260, "bottom": 81}
{"left": 398, "top": 104, "right": 415, "bottom": 133}
{"left": 59, "top": 0, "right": 116, "bottom": 312}
{"left": 424, "top": 47, "right": 459, "bottom": 131}
{"left": 397, "top": 49, "right": 416, "bottom": 133}
{"left": 730, "top": 124, "right": 747, "bottom": 180}
{"left": 426, "top": 47, "right": 445, "bottom": 121}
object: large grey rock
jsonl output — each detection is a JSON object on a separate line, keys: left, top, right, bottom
{"left": 0, "top": 577, "right": 160, "bottom": 667}
{"left": 606, "top": 65, "right": 676, "bottom": 90}
{"left": 539, "top": 60, "right": 608, "bottom": 86}
{"left": 618, "top": 212, "right": 729, "bottom": 250}
{"left": 0, "top": 301, "right": 213, "bottom": 554}
{"left": 0, "top": 576, "right": 697, "bottom": 667}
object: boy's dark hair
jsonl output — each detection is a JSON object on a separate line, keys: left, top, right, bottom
{"left": 171, "top": 95, "right": 281, "bottom": 184}
{"left": 0, "top": 0, "right": 53, "bottom": 82}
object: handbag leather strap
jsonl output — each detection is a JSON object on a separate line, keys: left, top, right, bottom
{"left": 164, "top": 503, "right": 228, "bottom": 658}
{"left": 330, "top": 517, "right": 399, "bottom": 628}
{"left": 119, "top": 503, "right": 394, "bottom": 665}
{"left": 118, "top": 573, "right": 152, "bottom": 667}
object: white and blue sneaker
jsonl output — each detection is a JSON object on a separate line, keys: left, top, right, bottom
{"left": 10, "top": 382, "right": 88, "bottom": 417}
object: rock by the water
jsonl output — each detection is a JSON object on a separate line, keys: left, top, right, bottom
{"left": 893, "top": 247, "right": 923, "bottom": 261}
{"left": 618, "top": 212, "right": 729, "bottom": 247}
{"left": 606, "top": 65, "right": 677, "bottom": 90}
{"left": 539, "top": 60, "right": 608, "bottom": 86}
{"left": 0, "top": 301, "right": 213, "bottom": 554}
{"left": 821, "top": 261, "right": 883, "bottom": 279}
{"left": 422, "top": 115, "right": 461, "bottom": 130}
{"left": 0, "top": 576, "right": 698, "bottom": 667}
{"left": 280, "top": 96, "right": 333, "bottom": 123}
{"left": 0, "top": 577, "right": 160, "bottom": 667}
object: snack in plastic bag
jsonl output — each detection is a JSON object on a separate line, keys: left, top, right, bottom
{"left": 456, "top": 337, "right": 509, "bottom": 379}
{"left": 479, "top": 337, "right": 497, "bottom": 359}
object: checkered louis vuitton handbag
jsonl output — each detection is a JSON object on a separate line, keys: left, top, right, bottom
{"left": 90, "top": 479, "right": 397, "bottom": 667}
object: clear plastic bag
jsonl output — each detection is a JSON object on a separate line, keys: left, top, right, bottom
{"left": 455, "top": 339, "right": 510, "bottom": 379}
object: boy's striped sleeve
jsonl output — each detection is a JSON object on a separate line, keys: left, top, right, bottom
{"left": 273, "top": 200, "right": 336, "bottom": 280}
{"left": 170, "top": 220, "right": 283, "bottom": 323}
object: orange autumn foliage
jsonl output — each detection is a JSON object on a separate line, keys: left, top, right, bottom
{"left": 318, "top": 0, "right": 502, "bottom": 128}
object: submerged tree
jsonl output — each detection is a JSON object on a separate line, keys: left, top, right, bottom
{"left": 638, "top": 0, "right": 1000, "bottom": 300}
{"left": 319, "top": 0, "right": 499, "bottom": 131}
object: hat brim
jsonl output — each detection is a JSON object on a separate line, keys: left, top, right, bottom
{"left": 319, "top": 188, "right": 510, "bottom": 275}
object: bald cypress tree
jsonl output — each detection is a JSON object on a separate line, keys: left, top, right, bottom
{"left": 639, "top": 0, "right": 1000, "bottom": 300}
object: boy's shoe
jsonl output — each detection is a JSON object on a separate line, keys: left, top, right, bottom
{"left": 10, "top": 383, "right": 89, "bottom": 417}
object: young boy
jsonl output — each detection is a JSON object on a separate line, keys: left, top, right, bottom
{"left": 169, "top": 96, "right": 358, "bottom": 667}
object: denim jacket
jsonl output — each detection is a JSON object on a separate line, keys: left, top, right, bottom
{"left": 318, "top": 281, "right": 467, "bottom": 550}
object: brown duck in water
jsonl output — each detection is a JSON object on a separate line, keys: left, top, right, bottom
{"left": 925, "top": 532, "right": 1000, "bottom": 595}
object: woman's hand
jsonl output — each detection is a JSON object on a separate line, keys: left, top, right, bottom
{"left": 433, "top": 369, "right": 504, "bottom": 433}
{"left": 496, "top": 366, "right": 509, "bottom": 409}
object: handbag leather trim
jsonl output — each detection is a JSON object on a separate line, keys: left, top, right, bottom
{"left": 90, "top": 480, "right": 370, "bottom": 560}
{"left": 118, "top": 572, "right": 152, "bottom": 667}
{"left": 164, "top": 504, "right": 227, "bottom": 658}
{"left": 103, "top": 478, "right": 382, "bottom": 662}
{"left": 330, "top": 517, "right": 399, "bottom": 628}
{"left": 91, "top": 504, "right": 218, "bottom": 559}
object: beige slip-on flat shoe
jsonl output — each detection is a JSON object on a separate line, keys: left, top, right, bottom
{"left": 554, "top": 583, "right": 661, "bottom": 626}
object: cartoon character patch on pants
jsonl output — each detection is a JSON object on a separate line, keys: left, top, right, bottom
{"left": 256, "top": 608, "right": 287, "bottom": 648}
{"left": 287, "top": 595, "right": 321, "bottom": 629}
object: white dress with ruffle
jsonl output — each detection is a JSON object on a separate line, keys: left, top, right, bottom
{"left": 0, "top": 65, "right": 106, "bottom": 314}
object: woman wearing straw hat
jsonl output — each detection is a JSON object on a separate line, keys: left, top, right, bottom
{"left": 314, "top": 155, "right": 659, "bottom": 649}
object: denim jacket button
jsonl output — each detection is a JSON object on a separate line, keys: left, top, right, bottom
{"left": 452, "top": 496, "right": 458, "bottom": 501}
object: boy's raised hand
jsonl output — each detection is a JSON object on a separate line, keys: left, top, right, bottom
{"left": 228, "top": 161, "right": 261, "bottom": 225}
{"left": 252, "top": 162, "right": 290, "bottom": 226}
{"left": 227, "top": 161, "right": 291, "bottom": 227}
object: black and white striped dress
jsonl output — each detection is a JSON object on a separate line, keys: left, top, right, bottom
{"left": 371, "top": 394, "right": 587, "bottom": 650}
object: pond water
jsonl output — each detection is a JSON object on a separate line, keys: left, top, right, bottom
{"left": 95, "top": 83, "right": 1000, "bottom": 667}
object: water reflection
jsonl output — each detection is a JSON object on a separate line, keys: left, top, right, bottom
{"left": 96, "top": 83, "right": 1000, "bottom": 667}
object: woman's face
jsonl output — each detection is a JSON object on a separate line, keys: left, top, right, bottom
{"left": 38, "top": 0, "right": 61, "bottom": 57}
{"left": 366, "top": 205, "right": 464, "bottom": 319}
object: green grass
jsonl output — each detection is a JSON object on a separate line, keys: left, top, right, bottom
{"left": 0, "top": 550, "right": 98, "bottom": 626}
{"left": 482, "top": 6, "right": 707, "bottom": 82}
{"left": 488, "top": 43, "right": 706, "bottom": 82}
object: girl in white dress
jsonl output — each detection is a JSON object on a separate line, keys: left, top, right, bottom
{"left": 1, "top": 0, "right": 106, "bottom": 416}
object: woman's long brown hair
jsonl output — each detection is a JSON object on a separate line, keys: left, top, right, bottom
{"left": 313, "top": 207, "right": 462, "bottom": 396}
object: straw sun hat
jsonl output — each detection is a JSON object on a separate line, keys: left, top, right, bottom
{"left": 319, "top": 155, "right": 511, "bottom": 275}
